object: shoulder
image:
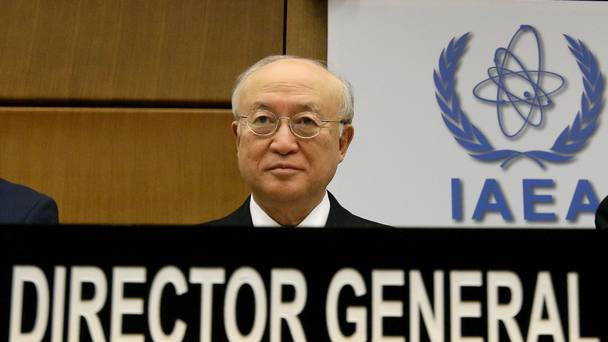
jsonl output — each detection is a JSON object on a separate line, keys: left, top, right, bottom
{"left": 200, "top": 196, "right": 253, "bottom": 227}
{"left": 596, "top": 195, "right": 608, "bottom": 230}
{"left": 0, "top": 179, "right": 59, "bottom": 224}
{"left": 326, "top": 192, "right": 391, "bottom": 228}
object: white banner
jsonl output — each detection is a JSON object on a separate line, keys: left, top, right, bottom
{"left": 328, "top": 0, "right": 608, "bottom": 227}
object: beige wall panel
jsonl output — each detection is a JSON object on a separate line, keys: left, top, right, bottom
{"left": 286, "top": 0, "right": 327, "bottom": 60}
{"left": 0, "top": 0, "right": 284, "bottom": 104}
{"left": 0, "top": 108, "right": 249, "bottom": 224}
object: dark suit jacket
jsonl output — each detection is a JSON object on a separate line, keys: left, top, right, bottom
{"left": 596, "top": 195, "right": 608, "bottom": 230}
{"left": 203, "top": 192, "right": 388, "bottom": 227}
{"left": 0, "top": 178, "right": 59, "bottom": 224}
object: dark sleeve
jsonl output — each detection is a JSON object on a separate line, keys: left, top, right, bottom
{"left": 596, "top": 195, "right": 608, "bottom": 230}
{"left": 24, "top": 195, "right": 59, "bottom": 224}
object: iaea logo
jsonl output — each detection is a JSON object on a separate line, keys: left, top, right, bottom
{"left": 434, "top": 25, "right": 604, "bottom": 169}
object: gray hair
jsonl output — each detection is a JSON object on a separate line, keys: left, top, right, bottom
{"left": 230, "top": 55, "right": 354, "bottom": 123}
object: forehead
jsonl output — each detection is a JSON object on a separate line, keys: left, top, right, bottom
{"left": 239, "top": 59, "right": 342, "bottom": 111}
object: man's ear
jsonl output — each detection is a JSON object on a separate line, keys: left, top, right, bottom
{"left": 338, "top": 124, "right": 354, "bottom": 162}
{"left": 231, "top": 121, "right": 240, "bottom": 151}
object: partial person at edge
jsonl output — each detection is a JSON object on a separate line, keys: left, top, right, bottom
{"left": 595, "top": 195, "right": 608, "bottom": 230}
{"left": 0, "top": 178, "right": 59, "bottom": 224}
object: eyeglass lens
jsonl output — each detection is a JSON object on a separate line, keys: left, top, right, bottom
{"left": 247, "top": 111, "right": 323, "bottom": 138}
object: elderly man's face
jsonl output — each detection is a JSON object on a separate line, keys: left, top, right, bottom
{"left": 232, "top": 59, "right": 353, "bottom": 204}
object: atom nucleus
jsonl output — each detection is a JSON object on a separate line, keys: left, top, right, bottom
{"left": 472, "top": 25, "right": 565, "bottom": 138}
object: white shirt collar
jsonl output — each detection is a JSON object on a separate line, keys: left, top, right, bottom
{"left": 249, "top": 191, "right": 330, "bottom": 228}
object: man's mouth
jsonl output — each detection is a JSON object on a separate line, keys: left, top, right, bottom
{"left": 266, "top": 164, "right": 304, "bottom": 175}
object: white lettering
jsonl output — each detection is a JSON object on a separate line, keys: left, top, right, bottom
{"left": 189, "top": 267, "right": 226, "bottom": 342}
{"left": 270, "top": 268, "right": 308, "bottom": 342}
{"left": 224, "top": 267, "right": 267, "bottom": 342}
{"left": 372, "top": 269, "right": 405, "bottom": 342}
{"left": 410, "top": 270, "right": 444, "bottom": 342}
{"left": 111, "top": 267, "right": 146, "bottom": 342}
{"left": 526, "top": 272, "right": 565, "bottom": 342}
{"left": 68, "top": 266, "right": 108, "bottom": 342}
{"left": 326, "top": 268, "right": 367, "bottom": 342}
{"left": 9, "top": 265, "right": 50, "bottom": 342}
{"left": 450, "top": 271, "right": 482, "bottom": 342}
{"left": 487, "top": 271, "right": 523, "bottom": 342}
{"left": 51, "top": 267, "right": 67, "bottom": 342}
{"left": 567, "top": 273, "right": 598, "bottom": 342}
{"left": 148, "top": 266, "right": 188, "bottom": 342}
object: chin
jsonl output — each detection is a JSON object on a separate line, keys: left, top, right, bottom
{"left": 258, "top": 183, "right": 309, "bottom": 203}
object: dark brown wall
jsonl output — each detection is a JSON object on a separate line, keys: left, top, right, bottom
{"left": 0, "top": 0, "right": 327, "bottom": 224}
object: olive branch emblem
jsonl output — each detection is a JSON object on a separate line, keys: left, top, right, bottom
{"left": 434, "top": 32, "right": 604, "bottom": 169}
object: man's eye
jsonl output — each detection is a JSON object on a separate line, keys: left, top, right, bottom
{"left": 295, "top": 116, "right": 319, "bottom": 126}
{"left": 252, "top": 115, "right": 273, "bottom": 125}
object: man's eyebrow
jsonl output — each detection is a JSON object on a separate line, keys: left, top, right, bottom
{"left": 250, "top": 102, "right": 320, "bottom": 113}
{"left": 299, "top": 103, "right": 320, "bottom": 113}
{"left": 251, "top": 102, "right": 269, "bottom": 110}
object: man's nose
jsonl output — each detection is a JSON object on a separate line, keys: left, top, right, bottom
{"left": 269, "top": 118, "right": 299, "bottom": 155}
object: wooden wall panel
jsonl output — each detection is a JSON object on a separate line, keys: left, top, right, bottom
{"left": 0, "top": 0, "right": 284, "bottom": 105}
{"left": 0, "top": 108, "right": 249, "bottom": 224}
{"left": 0, "top": 0, "right": 331, "bottom": 224}
{"left": 286, "top": 0, "right": 327, "bottom": 60}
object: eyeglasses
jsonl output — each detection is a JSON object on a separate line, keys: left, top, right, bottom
{"left": 239, "top": 110, "right": 351, "bottom": 139}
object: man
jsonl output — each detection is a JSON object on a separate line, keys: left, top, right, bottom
{"left": 205, "top": 55, "right": 385, "bottom": 227}
{"left": 0, "top": 178, "right": 59, "bottom": 224}
{"left": 596, "top": 195, "right": 608, "bottom": 230}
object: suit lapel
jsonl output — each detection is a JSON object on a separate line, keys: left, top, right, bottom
{"left": 326, "top": 191, "right": 351, "bottom": 227}
{"left": 207, "top": 196, "right": 253, "bottom": 226}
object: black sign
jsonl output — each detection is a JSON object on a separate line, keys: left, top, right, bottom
{"left": 1, "top": 226, "right": 605, "bottom": 341}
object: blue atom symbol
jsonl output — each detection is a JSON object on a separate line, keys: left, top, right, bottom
{"left": 472, "top": 25, "right": 566, "bottom": 138}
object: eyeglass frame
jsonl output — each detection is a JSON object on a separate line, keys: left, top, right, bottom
{"left": 237, "top": 109, "right": 352, "bottom": 139}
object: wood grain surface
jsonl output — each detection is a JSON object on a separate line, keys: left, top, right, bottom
{"left": 0, "top": 0, "right": 284, "bottom": 105}
{"left": 0, "top": 108, "right": 249, "bottom": 224}
{"left": 286, "top": 0, "right": 327, "bottom": 60}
